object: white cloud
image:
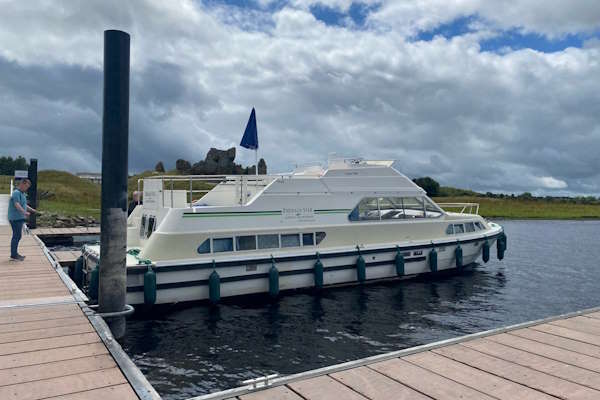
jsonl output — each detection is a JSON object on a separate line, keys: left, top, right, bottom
{"left": 0, "top": 1, "right": 599, "bottom": 195}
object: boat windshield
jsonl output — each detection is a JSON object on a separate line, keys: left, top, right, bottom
{"left": 349, "top": 196, "right": 443, "bottom": 221}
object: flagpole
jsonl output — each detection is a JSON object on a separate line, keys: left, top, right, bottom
{"left": 255, "top": 149, "right": 258, "bottom": 178}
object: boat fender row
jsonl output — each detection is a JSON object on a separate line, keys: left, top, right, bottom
{"left": 209, "top": 263, "right": 220, "bottom": 304}
{"left": 482, "top": 240, "right": 490, "bottom": 263}
{"left": 356, "top": 247, "right": 366, "bottom": 283}
{"left": 455, "top": 244, "right": 463, "bottom": 270}
{"left": 429, "top": 247, "right": 438, "bottom": 273}
{"left": 497, "top": 232, "right": 507, "bottom": 260}
{"left": 269, "top": 257, "right": 279, "bottom": 298}
{"left": 144, "top": 264, "right": 157, "bottom": 305}
{"left": 395, "top": 247, "right": 405, "bottom": 276}
{"left": 89, "top": 264, "right": 99, "bottom": 301}
{"left": 74, "top": 256, "right": 84, "bottom": 288}
{"left": 314, "top": 253, "right": 324, "bottom": 288}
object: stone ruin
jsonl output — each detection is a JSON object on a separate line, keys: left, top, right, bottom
{"left": 176, "top": 147, "right": 267, "bottom": 175}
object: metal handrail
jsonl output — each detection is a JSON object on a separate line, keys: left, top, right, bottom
{"left": 437, "top": 202, "right": 480, "bottom": 215}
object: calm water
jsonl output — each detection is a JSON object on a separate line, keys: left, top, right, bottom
{"left": 121, "top": 220, "right": 600, "bottom": 399}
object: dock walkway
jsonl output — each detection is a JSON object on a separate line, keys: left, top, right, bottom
{"left": 199, "top": 307, "right": 600, "bottom": 400}
{"left": 0, "top": 226, "right": 157, "bottom": 400}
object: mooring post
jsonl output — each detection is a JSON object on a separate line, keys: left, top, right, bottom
{"left": 27, "top": 158, "right": 38, "bottom": 229}
{"left": 99, "top": 29, "right": 130, "bottom": 339}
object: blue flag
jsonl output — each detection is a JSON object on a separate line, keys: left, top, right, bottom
{"left": 240, "top": 108, "right": 258, "bottom": 150}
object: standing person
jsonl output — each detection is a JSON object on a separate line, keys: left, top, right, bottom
{"left": 8, "top": 178, "right": 38, "bottom": 261}
{"left": 128, "top": 191, "right": 142, "bottom": 216}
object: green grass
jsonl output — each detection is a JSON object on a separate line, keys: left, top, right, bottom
{"left": 434, "top": 196, "right": 600, "bottom": 219}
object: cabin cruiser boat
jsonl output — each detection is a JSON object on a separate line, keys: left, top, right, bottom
{"left": 82, "top": 158, "right": 505, "bottom": 305}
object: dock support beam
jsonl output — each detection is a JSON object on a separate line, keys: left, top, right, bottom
{"left": 98, "top": 29, "right": 130, "bottom": 339}
{"left": 27, "top": 158, "right": 38, "bottom": 229}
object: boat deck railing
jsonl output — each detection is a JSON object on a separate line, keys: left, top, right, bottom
{"left": 437, "top": 202, "right": 480, "bottom": 215}
{"left": 137, "top": 174, "right": 276, "bottom": 207}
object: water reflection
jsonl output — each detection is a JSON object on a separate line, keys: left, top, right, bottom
{"left": 122, "top": 220, "right": 600, "bottom": 400}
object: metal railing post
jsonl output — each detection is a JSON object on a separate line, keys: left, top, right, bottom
{"left": 170, "top": 179, "right": 174, "bottom": 208}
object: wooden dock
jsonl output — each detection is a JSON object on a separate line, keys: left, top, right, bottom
{"left": 197, "top": 307, "right": 600, "bottom": 400}
{"left": 31, "top": 227, "right": 101, "bottom": 237}
{"left": 0, "top": 226, "right": 158, "bottom": 400}
{"left": 51, "top": 250, "right": 82, "bottom": 268}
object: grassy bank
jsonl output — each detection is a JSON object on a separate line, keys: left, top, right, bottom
{"left": 2, "top": 173, "right": 599, "bottom": 221}
{"left": 434, "top": 196, "right": 600, "bottom": 219}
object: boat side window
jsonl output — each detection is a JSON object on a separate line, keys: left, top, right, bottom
{"left": 197, "top": 239, "right": 211, "bottom": 254}
{"left": 315, "top": 231, "right": 326, "bottom": 245}
{"left": 213, "top": 238, "right": 234, "bottom": 252}
{"left": 302, "top": 233, "right": 314, "bottom": 246}
{"left": 453, "top": 224, "right": 465, "bottom": 234}
{"left": 281, "top": 234, "right": 300, "bottom": 248}
{"left": 446, "top": 224, "right": 454, "bottom": 234}
{"left": 146, "top": 216, "right": 155, "bottom": 238}
{"left": 349, "top": 197, "right": 380, "bottom": 221}
{"left": 465, "top": 222, "right": 475, "bottom": 232}
{"left": 236, "top": 235, "right": 257, "bottom": 251}
{"left": 139, "top": 215, "right": 147, "bottom": 238}
{"left": 402, "top": 197, "right": 425, "bottom": 218}
{"left": 475, "top": 222, "right": 485, "bottom": 230}
{"left": 258, "top": 234, "right": 279, "bottom": 249}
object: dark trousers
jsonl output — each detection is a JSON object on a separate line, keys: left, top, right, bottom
{"left": 9, "top": 219, "right": 24, "bottom": 258}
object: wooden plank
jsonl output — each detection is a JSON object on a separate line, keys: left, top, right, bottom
{"left": 532, "top": 323, "right": 600, "bottom": 347}
{"left": 550, "top": 316, "right": 600, "bottom": 336}
{"left": 0, "top": 303, "right": 78, "bottom": 317}
{"left": 369, "top": 357, "right": 495, "bottom": 400}
{"left": 0, "top": 342, "right": 108, "bottom": 369}
{"left": 510, "top": 328, "right": 600, "bottom": 358}
{"left": 44, "top": 383, "right": 137, "bottom": 400}
{"left": 0, "top": 332, "right": 100, "bottom": 356}
{"left": 403, "top": 351, "right": 555, "bottom": 400}
{"left": 0, "top": 323, "right": 94, "bottom": 344}
{"left": 239, "top": 385, "right": 304, "bottom": 400}
{"left": 0, "top": 354, "right": 115, "bottom": 386}
{"left": 288, "top": 375, "right": 369, "bottom": 400}
{"left": 330, "top": 365, "right": 431, "bottom": 400}
{"left": 0, "top": 290, "right": 71, "bottom": 302}
{"left": 0, "top": 367, "right": 127, "bottom": 400}
{"left": 0, "top": 309, "right": 82, "bottom": 325}
{"left": 488, "top": 332, "right": 600, "bottom": 372}
{"left": 434, "top": 344, "right": 600, "bottom": 399}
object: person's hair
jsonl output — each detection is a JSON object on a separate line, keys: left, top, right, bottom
{"left": 19, "top": 178, "right": 31, "bottom": 186}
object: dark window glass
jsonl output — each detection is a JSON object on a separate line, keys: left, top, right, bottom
{"left": 281, "top": 234, "right": 300, "bottom": 248}
{"left": 475, "top": 222, "right": 484, "bottom": 230}
{"left": 236, "top": 235, "right": 256, "bottom": 251}
{"left": 446, "top": 225, "right": 454, "bottom": 234}
{"left": 213, "top": 238, "right": 233, "bottom": 252}
{"left": 258, "top": 234, "right": 279, "bottom": 249}
{"left": 302, "top": 233, "right": 314, "bottom": 246}
{"left": 453, "top": 224, "right": 465, "bottom": 234}
{"left": 139, "top": 215, "right": 146, "bottom": 238}
{"left": 197, "top": 239, "right": 210, "bottom": 254}
{"left": 465, "top": 222, "right": 475, "bottom": 232}
{"left": 315, "top": 232, "right": 326, "bottom": 245}
{"left": 146, "top": 217, "right": 155, "bottom": 238}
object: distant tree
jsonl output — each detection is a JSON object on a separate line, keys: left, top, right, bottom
{"left": 519, "top": 192, "right": 533, "bottom": 199}
{"left": 0, "top": 155, "right": 29, "bottom": 175}
{"left": 155, "top": 161, "right": 165, "bottom": 173}
{"left": 175, "top": 159, "right": 191, "bottom": 173}
{"left": 412, "top": 177, "right": 440, "bottom": 197}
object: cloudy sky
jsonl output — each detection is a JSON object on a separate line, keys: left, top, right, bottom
{"left": 0, "top": 0, "right": 599, "bottom": 195}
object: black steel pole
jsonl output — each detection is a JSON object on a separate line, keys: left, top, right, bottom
{"left": 99, "top": 30, "right": 130, "bottom": 339}
{"left": 27, "top": 158, "right": 38, "bottom": 229}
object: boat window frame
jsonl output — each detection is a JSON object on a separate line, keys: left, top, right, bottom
{"left": 453, "top": 223, "right": 465, "bottom": 234}
{"left": 212, "top": 237, "right": 234, "bottom": 253}
{"left": 281, "top": 233, "right": 301, "bottom": 248}
{"left": 465, "top": 222, "right": 476, "bottom": 233}
{"left": 258, "top": 234, "right": 280, "bottom": 249}
{"left": 475, "top": 221, "right": 485, "bottom": 230}
{"left": 446, "top": 224, "right": 454, "bottom": 235}
{"left": 315, "top": 231, "right": 326, "bottom": 245}
{"left": 302, "top": 233, "right": 315, "bottom": 246}
{"left": 197, "top": 239, "right": 211, "bottom": 254}
{"left": 236, "top": 235, "right": 257, "bottom": 251}
{"left": 349, "top": 196, "right": 443, "bottom": 222}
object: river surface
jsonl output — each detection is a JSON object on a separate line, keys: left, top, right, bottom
{"left": 120, "top": 220, "right": 600, "bottom": 399}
